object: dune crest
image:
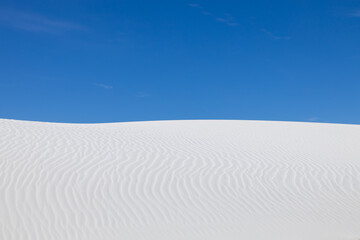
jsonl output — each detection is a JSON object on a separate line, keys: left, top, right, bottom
{"left": 1, "top": 119, "right": 360, "bottom": 240}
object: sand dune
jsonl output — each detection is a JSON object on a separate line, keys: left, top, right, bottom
{"left": 0, "top": 119, "right": 360, "bottom": 240}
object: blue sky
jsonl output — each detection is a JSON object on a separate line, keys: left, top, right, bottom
{"left": 1, "top": 0, "right": 360, "bottom": 123}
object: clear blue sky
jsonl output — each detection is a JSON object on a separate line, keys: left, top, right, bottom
{"left": 1, "top": 0, "right": 360, "bottom": 123}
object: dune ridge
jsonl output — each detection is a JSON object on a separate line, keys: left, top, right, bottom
{"left": 1, "top": 119, "right": 360, "bottom": 240}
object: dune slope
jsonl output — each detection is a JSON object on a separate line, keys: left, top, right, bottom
{"left": 0, "top": 119, "right": 360, "bottom": 240}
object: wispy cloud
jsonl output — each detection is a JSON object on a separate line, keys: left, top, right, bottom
{"left": 94, "top": 83, "right": 113, "bottom": 89}
{"left": 348, "top": 10, "right": 360, "bottom": 17}
{"left": 216, "top": 14, "right": 238, "bottom": 26}
{"left": 0, "top": 8, "right": 83, "bottom": 33}
{"left": 187, "top": 3, "right": 211, "bottom": 16}
{"left": 187, "top": 3, "right": 238, "bottom": 26}
{"left": 187, "top": 3, "right": 201, "bottom": 8}
{"left": 307, "top": 117, "right": 320, "bottom": 122}
{"left": 260, "top": 28, "right": 291, "bottom": 40}
{"left": 135, "top": 92, "right": 150, "bottom": 98}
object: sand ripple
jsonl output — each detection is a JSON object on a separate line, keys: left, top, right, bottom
{"left": 1, "top": 119, "right": 360, "bottom": 240}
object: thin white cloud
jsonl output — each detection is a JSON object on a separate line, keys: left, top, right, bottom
{"left": 187, "top": 3, "right": 201, "bottom": 8}
{"left": 260, "top": 28, "right": 291, "bottom": 40}
{"left": 348, "top": 10, "right": 360, "bottom": 17}
{"left": 0, "top": 8, "right": 83, "bottom": 33}
{"left": 216, "top": 14, "right": 238, "bottom": 26}
{"left": 187, "top": 3, "right": 237, "bottom": 26}
{"left": 307, "top": 117, "right": 320, "bottom": 122}
{"left": 94, "top": 83, "right": 113, "bottom": 89}
{"left": 187, "top": 3, "right": 211, "bottom": 16}
{"left": 135, "top": 92, "right": 150, "bottom": 98}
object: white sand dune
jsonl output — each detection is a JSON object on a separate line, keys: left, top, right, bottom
{"left": 1, "top": 119, "right": 360, "bottom": 240}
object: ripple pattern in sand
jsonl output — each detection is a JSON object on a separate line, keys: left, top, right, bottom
{"left": 1, "top": 119, "right": 360, "bottom": 240}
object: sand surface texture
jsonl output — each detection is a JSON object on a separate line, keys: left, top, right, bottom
{"left": 1, "top": 119, "right": 360, "bottom": 240}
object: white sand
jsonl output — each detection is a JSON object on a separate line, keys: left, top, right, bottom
{"left": 0, "top": 119, "right": 360, "bottom": 240}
